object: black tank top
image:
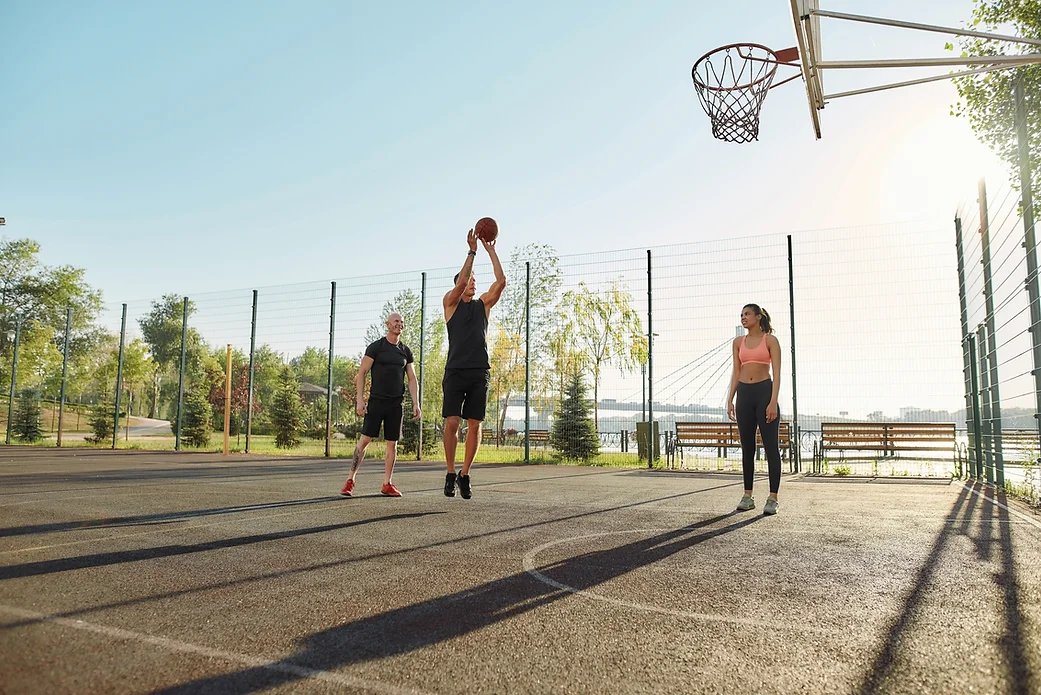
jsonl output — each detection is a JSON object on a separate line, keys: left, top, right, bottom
{"left": 446, "top": 298, "right": 489, "bottom": 369}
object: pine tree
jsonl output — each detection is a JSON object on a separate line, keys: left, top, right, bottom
{"left": 270, "top": 365, "right": 303, "bottom": 449}
{"left": 182, "top": 382, "right": 213, "bottom": 448}
{"left": 87, "top": 401, "right": 113, "bottom": 444}
{"left": 13, "top": 390, "right": 43, "bottom": 443}
{"left": 550, "top": 371, "right": 600, "bottom": 461}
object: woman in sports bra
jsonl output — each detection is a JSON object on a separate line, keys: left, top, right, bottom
{"left": 726, "top": 303, "right": 782, "bottom": 515}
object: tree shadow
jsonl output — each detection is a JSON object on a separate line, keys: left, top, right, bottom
{"left": 0, "top": 496, "right": 345, "bottom": 537}
{"left": 857, "top": 481, "right": 1035, "bottom": 695}
{"left": 154, "top": 512, "right": 763, "bottom": 693}
{"left": 0, "top": 512, "right": 441, "bottom": 581}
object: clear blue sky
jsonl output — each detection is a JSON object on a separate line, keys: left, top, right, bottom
{"left": 2, "top": 0, "right": 1009, "bottom": 304}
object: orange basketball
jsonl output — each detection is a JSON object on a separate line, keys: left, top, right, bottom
{"left": 474, "top": 217, "right": 498, "bottom": 242}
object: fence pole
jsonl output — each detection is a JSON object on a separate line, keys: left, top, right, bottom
{"left": 223, "top": 344, "right": 232, "bottom": 455}
{"left": 112, "top": 304, "right": 127, "bottom": 449}
{"left": 6, "top": 318, "right": 22, "bottom": 444}
{"left": 325, "top": 281, "right": 336, "bottom": 458}
{"left": 978, "top": 179, "right": 1005, "bottom": 485}
{"left": 787, "top": 235, "right": 800, "bottom": 472}
{"left": 418, "top": 272, "right": 426, "bottom": 460}
{"left": 174, "top": 296, "right": 189, "bottom": 451}
{"left": 246, "top": 290, "right": 258, "bottom": 453}
{"left": 525, "top": 261, "right": 531, "bottom": 464}
{"left": 976, "top": 324, "right": 994, "bottom": 485}
{"left": 955, "top": 216, "right": 977, "bottom": 478}
{"left": 1014, "top": 76, "right": 1041, "bottom": 451}
{"left": 647, "top": 249, "right": 654, "bottom": 468}
{"left": 57, "top": 307, "right": 72, "bottom": 447}
{"left": 967, "top": 333, "right": 984, "bottom": 480}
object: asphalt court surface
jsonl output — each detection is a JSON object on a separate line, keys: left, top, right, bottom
{"left": 1, "top": 448, "right": 1040, "bottom": 694}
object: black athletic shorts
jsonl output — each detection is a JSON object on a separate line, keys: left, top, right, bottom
{"left": 362, "top": 397, "right": 404, "bottom": 441}
{"left": 441, "top": 368, "right": 490, "bottom": 421}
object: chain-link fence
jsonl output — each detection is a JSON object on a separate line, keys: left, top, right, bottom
{"left": 957, "top": 176, "right": 1041, "bottom": 504}
{"left": 1, "top": 213, "right": 995, "bottom": 486}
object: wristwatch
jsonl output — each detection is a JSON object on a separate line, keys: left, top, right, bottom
{"left": 467, "top": 250, "right": 476, "bottom": 256}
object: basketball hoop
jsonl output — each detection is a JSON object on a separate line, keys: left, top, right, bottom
{"left": 691, "top": 43, "right": 800, "bottom": 143}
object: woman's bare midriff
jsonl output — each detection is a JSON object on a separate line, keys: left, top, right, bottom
{"left": 739, "top": 363, "right": 771, "bottom": 384}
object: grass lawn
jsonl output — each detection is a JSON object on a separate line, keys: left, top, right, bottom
{"left": 12, "top": 432, "right": 661, "bottom": 469}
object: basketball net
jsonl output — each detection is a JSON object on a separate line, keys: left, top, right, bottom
{"left": 692, "top": 44, "right": 786, "bottom": 144}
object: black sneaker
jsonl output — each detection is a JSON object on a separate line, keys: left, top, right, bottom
{"left": 444, "top": 472, "right": 457, "bottom": 497}
{"left": 457, "top": 474, "right": 472, "bottom": 499}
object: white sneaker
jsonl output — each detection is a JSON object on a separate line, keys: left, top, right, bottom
{"left": 764, "top": 498, "right": 779, "bottom": 515}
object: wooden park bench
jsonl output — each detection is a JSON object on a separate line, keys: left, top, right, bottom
{"left": 997, "top": 428, "right": 1040, "bottom": 462}
{"left": 527, "top": 429, "right": 550, "bottom": 449}
{"left": 813, "top": 422, "right": 955, "bottom": 471}
{"left": 667, "top": 421, "right": 791, "bottom": 467}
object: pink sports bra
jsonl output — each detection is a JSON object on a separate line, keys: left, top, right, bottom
{"left": 739, "top": 335, "right": 770, "bottom": 366}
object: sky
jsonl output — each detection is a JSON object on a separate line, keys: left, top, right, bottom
{"left": 2, "top": 0, "right": 1016, "bottom": 306}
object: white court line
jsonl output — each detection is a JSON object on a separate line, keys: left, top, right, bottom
{"left": 0, "top": 603, "right": 432, "bottom": 695}
{"left": 0, "top": 503, "right": 351, "bottom": 556}
{"left": 961, "top": 482, "right": 1041, "bottom": 532}
{"left": 522, "top": 528, "right": 834, "bottom": 635}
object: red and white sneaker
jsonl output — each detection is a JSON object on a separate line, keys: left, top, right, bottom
{"left": 380, "top": 482, "right": 402, "bottom": 497}
{"left": 340, "top": 479, "right": 355, "bottom": 497}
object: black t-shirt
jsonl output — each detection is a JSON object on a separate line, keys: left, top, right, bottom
{"left": 446, "top": 298, "right": 489, "bottom": 370}
{"left": 364, "top": 337, "right": 414, "bottom": 399}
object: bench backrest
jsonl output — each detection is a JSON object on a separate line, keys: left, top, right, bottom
{"left": 820, "top": 422, "right": 954, "bottom": 452}
{"left": 674, "top": 421, "right": 790, "bottom": 447}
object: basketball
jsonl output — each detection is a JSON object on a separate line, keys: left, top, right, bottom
{"left": 474, "top": 217, "right": 498, "bottom": 242}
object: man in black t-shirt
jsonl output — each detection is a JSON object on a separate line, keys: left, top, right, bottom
{"left": 340, "top": 312, "right": 420, "bottom": 498}
{"left": 441, "top": 227, "right": 506, "bottom": 499}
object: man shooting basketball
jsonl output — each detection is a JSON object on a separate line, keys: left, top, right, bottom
{"left": 441, "top": 227, "right": 506, "bottom": 499}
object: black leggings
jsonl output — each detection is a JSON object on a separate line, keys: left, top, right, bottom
{"left": 735, "top": 379, "right": 781, "bottom": 494}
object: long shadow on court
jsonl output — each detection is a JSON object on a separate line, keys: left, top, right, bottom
{"left": 0, "top": 496, "right": 345, "bottom": 537}
{"left": 856, "top": 482, "right": 1036, "bottom": 695}
{"left": 0, "top": 512, "right": 441, "bottom": 581}
{"left": 0, "top": 483, "right": 742, "bottom": 631}
{"left": 0, "top": 460, "right": 615, "bottom": 496}
{"left": 153, "top": 511, "right": 763, "bottom": 693}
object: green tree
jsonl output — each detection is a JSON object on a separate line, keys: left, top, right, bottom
{"left": 950, "top": 0, "right": 1040, "bottom": 209}
{"left": 558, "top": 281, "right": 646, "bottom": 427}
{"left": 550, "top": 371, "right": 600, "bottom": 461}
{"left": 364, "top": 289, "right": 425, "bottom": 348}
{"left": 182, "top": 382, "right": 213, "bottom": 447}
{"left": 270, "top": 365, "right": 303, "bottom": 448}
{"left": 0, "top": 240, "right": 102, "bottom": 408}
{"left": 13, "top": 389, "right": 43, "bottom": 442}
{"left": 139, "top": 295, "right": 203, "bottom": 418}
{"left": 93, "top": 338, "right": 154, "bottom": 416}
{"left": 488, "top": 244, "right": 562, "bottom": 440}
{"left": 87, "top": 401, "right": 113, "bottom": 444}
{"left": 0, "top": 238, "right": 103, "bottom": 357}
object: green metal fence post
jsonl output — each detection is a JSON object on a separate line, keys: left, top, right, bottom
{"left": 647, "top": 249, "right": 654, "bottom": 469}
{"left": 112, "top": 304, "right": 127, "bottom": 449}
{"left": 787, "top": 235, "right": 800, "bottom": 472}
{"left": 524, "top": 262, "right": 531, "bottom": 464}
{"left": 418, "top": 272, "right": 426, "bottom": 461}
{"left": 246, "top": 290, "right": 257, "bottom": 453}
{"left": 174, "top": 297, "right": 189, "bottom": 451}
{"left": 967, "top": 333, "right": 984, "bottom": 480}
{"left": 955, "top": 216, "right": 977, "bottom": 478}
{"left": 325, "top": 281, "right": 336, "bottom": 458}
{"left": 978, "top": 179, "right": 1005, "bottom": 486}
{"left": 57, "top": 307, "right": 72, "bottom": 447}
{"left": 976, "top": 324, "right": 994, "bottom": 485}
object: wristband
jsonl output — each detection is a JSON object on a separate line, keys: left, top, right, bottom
{"left": 467, "top": 250, "right": 476, "bottom": 256}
